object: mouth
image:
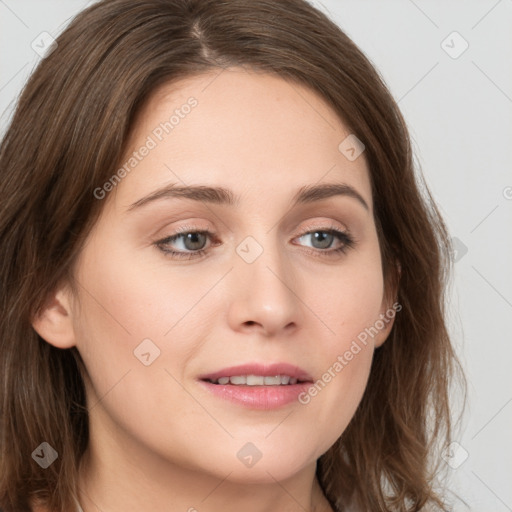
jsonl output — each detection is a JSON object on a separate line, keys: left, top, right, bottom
{"left": 198, "top": 363, "right": 314, "bottom": 410}
{"left": 203, "top": 375, "right": 309, "bottom": 386}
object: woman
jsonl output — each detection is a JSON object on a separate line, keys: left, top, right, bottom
{"left": 0, "top": 0, "right": 463, "bottom": 510}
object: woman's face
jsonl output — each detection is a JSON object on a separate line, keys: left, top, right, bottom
{"left": 66, "top": 68, "right": 394, "bottom": 484}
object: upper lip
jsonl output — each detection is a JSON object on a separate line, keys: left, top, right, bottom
{"left": 199, "top": 363, "right": 314, "bottom": 382}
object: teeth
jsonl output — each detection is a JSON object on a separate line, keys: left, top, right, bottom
{"left": 247, "top": 375, "right": 264, "bottom": 385}
{"left": 230, "top": 376, "right": 246, "bottom": 385}
{"left": 212, "top": 375, "right": 301, "bottom": 386}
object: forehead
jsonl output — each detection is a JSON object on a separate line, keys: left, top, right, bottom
{"left": 113, "top": 67, "right": 372, "bottom": 211}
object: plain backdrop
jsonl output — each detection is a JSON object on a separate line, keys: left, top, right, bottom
{"left": 1, "top": 1, "right": 511, "bottom": 510}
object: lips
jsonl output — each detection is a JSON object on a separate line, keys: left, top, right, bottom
{"left": 198, "top": 363, "right": 314, "bottom": 410}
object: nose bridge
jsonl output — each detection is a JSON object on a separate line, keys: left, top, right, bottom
{"left": 227, "top": 232, "right": 300, "bottom": 334}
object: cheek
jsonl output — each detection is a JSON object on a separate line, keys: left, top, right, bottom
{"left": 74, "top": 235, "right": 216, "bottom": 344}
{"left": 71, "top": 247, "right": 208, "bottom": 465}
{"left": 71, "top": 237, "right": 225, "bottom": 420}
{"left": 305, "top": 245, "right": 385, "bottom": 346}
{"left": 295, "top": 313, "right": 376, "bottom": 459}
{"left": 294, "top": 248, "right": 384, "bottom": 449}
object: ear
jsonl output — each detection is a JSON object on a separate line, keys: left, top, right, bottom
{"left": 374, "top": 261, "right": 401, "bottom": 348}
{"left": 31, "top": 285, "right": 76, "bottom": 349}
{"left": 373, "top": 298, "right": 399, "bottom": 348}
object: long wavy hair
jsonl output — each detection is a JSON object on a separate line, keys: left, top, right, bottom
{"left": 0, "top": 0, "right": 464, "bottom": 510}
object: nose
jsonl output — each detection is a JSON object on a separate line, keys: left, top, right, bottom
{"left": 226, "top": 237, "right": 301, "bottom": 338}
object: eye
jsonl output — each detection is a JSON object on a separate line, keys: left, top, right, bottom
{"left": 295, "top": 228, "right": 354, "bottom": 256}
{"left": 155, "top": 229, "right": 215, "bottom": 259}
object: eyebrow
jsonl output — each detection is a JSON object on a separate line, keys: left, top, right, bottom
{"left": 127, "top": 182, "right": 369, "bottom": 211}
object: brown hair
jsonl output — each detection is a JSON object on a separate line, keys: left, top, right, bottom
{"left": 0, "top": 0, "right": 464, "bottom": 510}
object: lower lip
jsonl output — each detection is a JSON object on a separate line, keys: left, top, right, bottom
{"left": 199, "top": 380, "right": 312, "bottom": 410}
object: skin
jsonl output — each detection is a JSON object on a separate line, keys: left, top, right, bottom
{"left": 33, "top": 67, "right": 395, "bottom": 512}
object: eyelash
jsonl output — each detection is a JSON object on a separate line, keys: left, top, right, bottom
{"left": 155, "top": 224, "right": 355, "bottom": 261}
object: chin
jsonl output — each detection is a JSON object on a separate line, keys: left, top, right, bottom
{"left": 215, "top": 448, "right": 316, "bottom": 484}
{"left": 223, "top": 463, "right": 307, "bottom": 485}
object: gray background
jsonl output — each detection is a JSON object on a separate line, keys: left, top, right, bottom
{"left": 1, "top": 1, "right": 511, "bottom": 510}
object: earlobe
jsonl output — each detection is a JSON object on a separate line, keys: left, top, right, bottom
{"left": 373, "top": 295, "right": 399, "bottom": 349}
{"left": 374, "top": 304, "right": 396, "bottom": 349}
{"left": 31, "top": 288, "right": 76, "bottom": 349}
{"left": 374, "top": 265, "right": 401, "bottom": 349}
